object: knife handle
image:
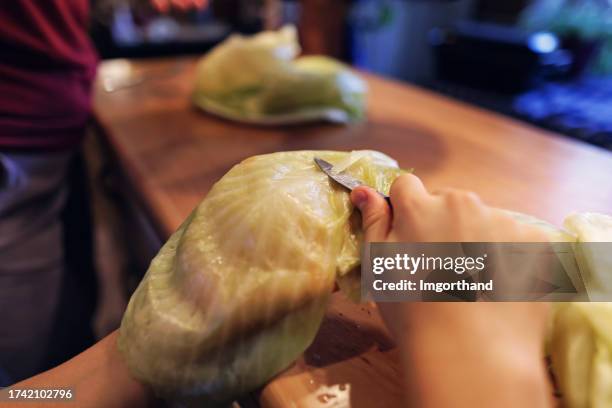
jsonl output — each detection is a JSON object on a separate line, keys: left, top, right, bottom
{"left": 381, "top": 193, "right": 393, "bottom": 210}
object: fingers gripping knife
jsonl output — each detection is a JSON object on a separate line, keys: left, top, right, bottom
{"left": 314, "top": 157, "right": 392, "bottom": 208}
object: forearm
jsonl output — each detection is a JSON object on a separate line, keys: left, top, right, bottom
{"left": 3, "top": 331, "right": 154, "bottom": 408}
{"left": 394, "top": 310, "right": 553, "bottom": 408}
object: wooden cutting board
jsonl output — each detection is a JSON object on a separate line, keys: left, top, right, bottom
{"left": 259, "top": 295, "right": 404, "bottom": 408}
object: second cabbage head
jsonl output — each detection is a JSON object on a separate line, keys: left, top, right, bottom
{"left": 192, "top": 25, "right": 367, "bottom": 122}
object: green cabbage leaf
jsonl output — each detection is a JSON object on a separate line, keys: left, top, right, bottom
{"left": 192, "top": 26, "right": 367, "bottom": 124}
{"left": 118, "top": 150, "right": 403, "bottom": 406}
{"left": 506, "top": 211, "right": 612, "bottom": 407}
{"left": 547, "top": 213, "right": 612, "bottom": 408}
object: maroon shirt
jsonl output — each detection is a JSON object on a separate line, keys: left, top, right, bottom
{"left": 0, "top": 1, "right": 97, "bottom": 150}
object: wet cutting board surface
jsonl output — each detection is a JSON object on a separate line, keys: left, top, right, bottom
{"left": 257, "top": 295, "right": 403, "bottom": 407}
{"left": 94, "top": 57, "right": 612, "bottom": 407}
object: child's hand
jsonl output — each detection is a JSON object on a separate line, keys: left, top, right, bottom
{"left": 351, "top": 173, "right": 548, "bottom": 244}
{"left": 351, "top": 174, "right": 552, "bottom": 408}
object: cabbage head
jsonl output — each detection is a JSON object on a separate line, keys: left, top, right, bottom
{"left": 551, "top": 302, "right": 612, "bottom": 408}
{"left": 548, "top": 213, "right": 612, "bottom": 408}
{"left": 118, "top": 150, "right": 403, "bottom": 407}
{"left": 505, "top": 211, "right": 612, "bottom": 407}
{"left": 192, "top": 25, "right": 367, "bottom": 123}
{"left": 512, "top": 213, "right": 612, "bottom": 408}
{"left": 564, "top": 213, "right": 612, "bottom": 299}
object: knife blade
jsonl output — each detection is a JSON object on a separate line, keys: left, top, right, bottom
{"left": 314, "top": 157, "right": 392, "bottom": 206}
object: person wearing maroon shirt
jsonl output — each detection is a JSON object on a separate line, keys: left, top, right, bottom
{"left": 0, "top": 0, "right": 205, "bottom": 385}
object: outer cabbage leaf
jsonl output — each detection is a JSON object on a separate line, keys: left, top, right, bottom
{"left": 550, "top": 303, "right": 612, "bottom": 408}
{"left": 503, "top": 210, "right": 584, "bottom": 300}
{"left": 564, "top": 213, "right": 612, "bottom": 299}
{"left": 118, "top": 150, "right": 403, "bottom": 406}
{"left": 257, "top": 55, "right": 367, "bottom": 120}
{"left": 193, "top": 25, "right": 298, "bottom": 98}
{"left": 192, "top": 26, "right": 367, "bottom": 123}
{"left": 501, "top": 211, "right": 612, "bottom": 408}
{"left": 548, "top": 213, "right": 612, "bottom": 408}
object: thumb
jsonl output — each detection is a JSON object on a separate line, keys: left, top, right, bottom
{"left": 351, "top": 186, "right": 391, "bottom": 242}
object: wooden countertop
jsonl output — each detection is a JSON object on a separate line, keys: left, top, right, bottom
{"left": 94, "top": 57, "right": 612, "bottom": 407}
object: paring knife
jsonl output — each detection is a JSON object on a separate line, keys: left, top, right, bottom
{"left": 314, "top": 157, "right": 392, "bottom": 207}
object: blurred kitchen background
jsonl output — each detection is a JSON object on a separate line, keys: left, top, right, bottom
{"left": 90, "top": 0, "right": 612, "bottom": 150}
